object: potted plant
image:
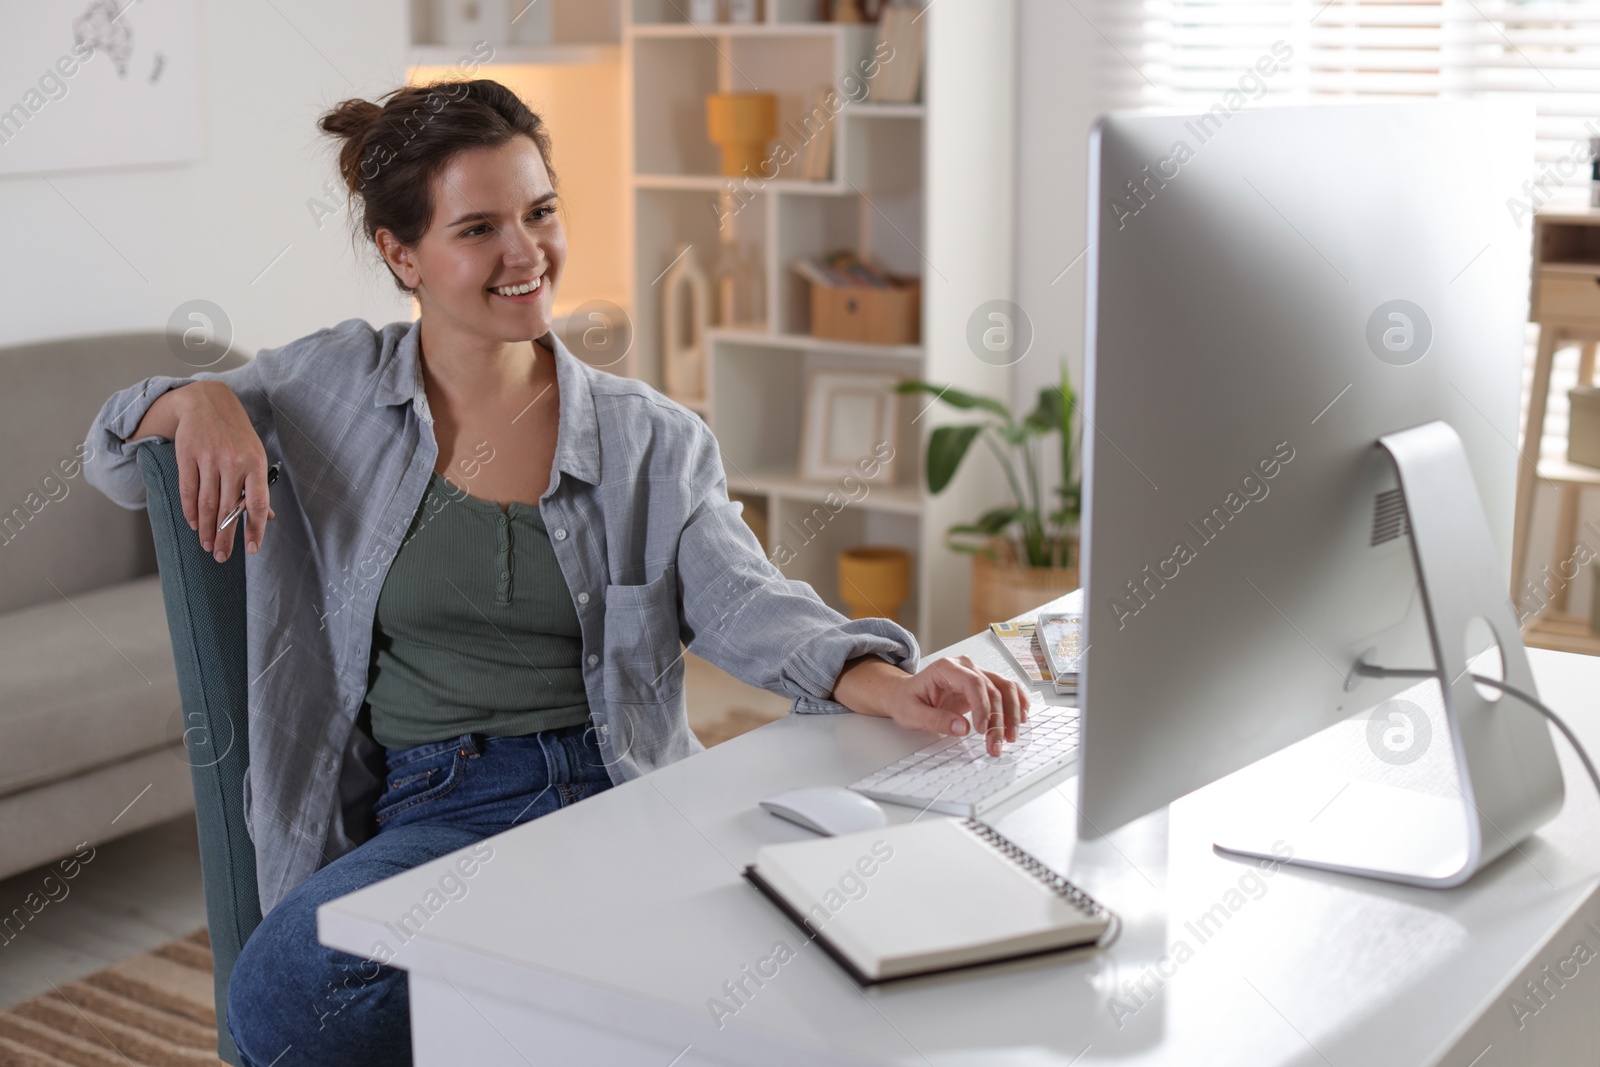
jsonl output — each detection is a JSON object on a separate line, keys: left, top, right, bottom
{"left": 895, "top": 361, "right": 1082, "bottom": 634}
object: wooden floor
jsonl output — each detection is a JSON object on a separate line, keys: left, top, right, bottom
{"left": 0, "top": 816, "right": 208, "bottom": 1012}
{"left": 0, "top": 653, "right": 789, "bottom": 1012}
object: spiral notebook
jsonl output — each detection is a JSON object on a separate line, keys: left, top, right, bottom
{"left": 743, "top": 818, "right": 1118, "bottom": 986}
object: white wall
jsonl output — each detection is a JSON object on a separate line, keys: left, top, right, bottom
{"left": 7, "top": 0, "right": 1080, "bottom": 398}
{"left": 0, "top": 0, "right": 419, "bottom": 354}
{"left": 1009, "top": 0, "right": 1105, "bottom": 499}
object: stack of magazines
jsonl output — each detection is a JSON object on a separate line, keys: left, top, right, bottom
{"left": 791, "top": 250, "right": 898, "bottom": 290}
{"left": 988, "top": 610, "right": 1083, "bottom": 696}
{"left": 1036, "top": 611, "right": 1083, "bottom": 695}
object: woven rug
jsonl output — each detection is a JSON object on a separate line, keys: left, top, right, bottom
{"left": 0, "top": 927, "right": 224, "bottom": 1066}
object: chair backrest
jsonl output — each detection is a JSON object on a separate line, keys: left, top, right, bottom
{"left": 136, "top": 440, "right": 260, "bottom": 1067}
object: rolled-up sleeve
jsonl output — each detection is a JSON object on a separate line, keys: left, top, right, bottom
{"left": 82, "top": 347, "right": 284, "bottom": 511}
{"left": 674, "top": 418, "right": 921, "bottom": 714}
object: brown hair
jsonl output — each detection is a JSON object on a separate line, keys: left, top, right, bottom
{"left": 317, "top": 78, "right": 557, "bottom": 293}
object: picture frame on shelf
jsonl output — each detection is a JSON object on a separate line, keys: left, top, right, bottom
{"left": 800, "top": 370, "right": 902, "bottom": 483}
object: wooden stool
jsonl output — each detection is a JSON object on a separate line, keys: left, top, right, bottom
{"left": 1513, "top": 206, "right": 1600, "bottom": 655}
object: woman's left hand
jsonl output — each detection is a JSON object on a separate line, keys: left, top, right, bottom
{"left": 881, "top": 654, "right": 1031, "bottom": 757}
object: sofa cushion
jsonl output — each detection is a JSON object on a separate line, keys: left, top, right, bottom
{"left": 0, "top": 574, "right": 182, "bottom": 797}
{"left": 0, "top": 331, "right": 246, "bottom": 617}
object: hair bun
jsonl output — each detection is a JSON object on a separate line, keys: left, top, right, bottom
{"left": 318, "top": 98, "right": 385, "bottom": 193}
{"left": 311, "top": 78, "right": 556, "bottom": 295}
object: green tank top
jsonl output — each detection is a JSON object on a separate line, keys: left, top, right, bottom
{"left": 365, "top": 470, "right": 592, "bottom": 748}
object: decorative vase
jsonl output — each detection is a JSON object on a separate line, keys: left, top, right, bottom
{"left": 968, "top": 537, "right": 1079, "bottom": 636}
{"left": 838, "top": 546, "right": 912, "bottom": 623}
{"left": 706, "top": 92, "right": 778, "bottom": 178}
{"left": 661, "top": 243, "right": 709, "bottom": 402}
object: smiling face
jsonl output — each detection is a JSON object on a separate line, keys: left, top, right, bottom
{"left": 375, "top": 134, "right": 565, "bottom": 343}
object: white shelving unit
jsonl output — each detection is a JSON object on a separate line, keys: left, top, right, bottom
{"left": 625, "top": 0, "right": 1018, "bottom": 653}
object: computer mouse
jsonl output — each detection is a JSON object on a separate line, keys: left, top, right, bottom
{"left": 759, "top": 785, "right": 889, "bottom": 837}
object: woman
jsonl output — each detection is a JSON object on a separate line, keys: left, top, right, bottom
{"left": 82, "top": 79, "right": 1028, "bottom": 1066}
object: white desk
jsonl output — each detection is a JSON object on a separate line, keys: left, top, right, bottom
{"left": 320, "top": 600, "right": 1600, "bottom": 1066}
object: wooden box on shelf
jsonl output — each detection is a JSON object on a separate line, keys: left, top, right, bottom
{"left": 810, "top": 278, "right": 920, "bottom": 345}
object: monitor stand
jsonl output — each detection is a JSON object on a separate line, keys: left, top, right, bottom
{"left": 1212, "top": 420, "right": 1565, "bottom": 889}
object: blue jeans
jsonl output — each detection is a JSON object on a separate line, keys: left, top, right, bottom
{"left": 227, "top": 723, "right": 612, "bottom": 1067}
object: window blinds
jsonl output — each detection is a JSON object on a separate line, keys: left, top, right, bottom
{"left": 1098, "top": 0, "right": 1600, "bottom": 456}
{"left": 1110, "top": 0, "right": 1600, "bottom": 196}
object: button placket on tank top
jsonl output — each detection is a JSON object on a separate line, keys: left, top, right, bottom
{"left": 495, "top": 505, "right": 512, "bottom": 605}
{"left": 437, "top": 472, "right": 523, "bottom": 606}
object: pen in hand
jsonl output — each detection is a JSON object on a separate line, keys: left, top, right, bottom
{"left": 217, "top": 462, "right": 280, "bottom": 533}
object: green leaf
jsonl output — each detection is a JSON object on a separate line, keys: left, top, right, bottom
{"left": 1056, "top": 364, "right": 1078, "bottom": 495}
{"left": 972, "top": 505, "right": 1024, "bottom": 534}
{"left": 995, "top": 423, "right": 1035, "bottom": 448}
{"left": 926, "top": 424, "right": 982, "bottom": 494}
{"left": 1024, "top": 386, "right": 1064, "bottom": 433}
{"left": 943, "top": 529, "right": 1001, "bottom": 559}
{"left": 1049, "top": 482, "right": 1082, "bottom": 528}
{"left": 894, "top": 380, "right": 1012, "bottom": 423}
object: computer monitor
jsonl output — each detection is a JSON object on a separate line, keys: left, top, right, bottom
{"left": 1077, "top": 100, "right": 1565, "bottom": 888}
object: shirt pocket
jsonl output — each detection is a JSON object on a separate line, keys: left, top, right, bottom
{"left": 602, "top": 562, "right": 685, "bottom": 705}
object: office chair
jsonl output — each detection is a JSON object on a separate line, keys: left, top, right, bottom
{"left": 137, "top": 439, "right": 260, "bottom": 1067}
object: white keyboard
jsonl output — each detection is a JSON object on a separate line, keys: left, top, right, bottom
{"left": 849, "top": 698, "right": 1081, "bottom": 818}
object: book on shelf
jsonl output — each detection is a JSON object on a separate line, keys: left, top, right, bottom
{"left": 792, "top": 258, "right": 844, "bottom": 289}
{"left": 801, "top": 86, "right": 836, "bottom": 181}
{"left": 791, "top": 250, "right": 898, "bottom": 289}
{"left": 870, "top": 3, "right": 926, "bottom": 104}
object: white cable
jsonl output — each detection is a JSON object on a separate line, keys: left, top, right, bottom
{"left": 1356, "top": 663, "right": 1600, "bottom": 801}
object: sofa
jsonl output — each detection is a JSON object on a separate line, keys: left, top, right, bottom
{"left": 0, "top": 331, "right": 247, "bottom": 883}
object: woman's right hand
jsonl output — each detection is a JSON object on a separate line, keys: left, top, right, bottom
{"left": 172, "top": 381, "right": 276, "bottom": 562}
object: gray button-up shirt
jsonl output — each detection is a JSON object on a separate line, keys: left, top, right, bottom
{"left": 82, "top": 318, "right": 920, "bottom": 916}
